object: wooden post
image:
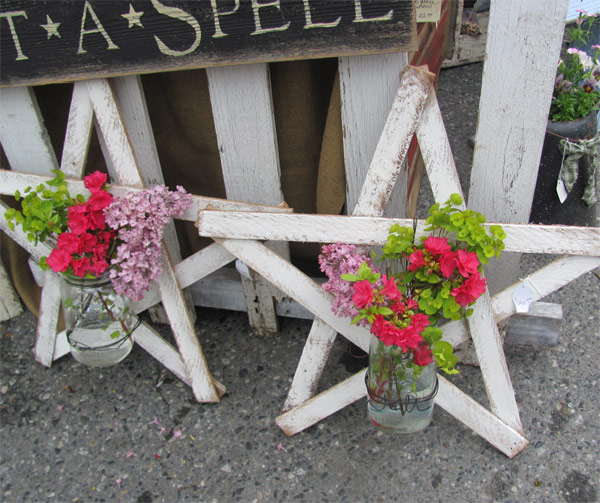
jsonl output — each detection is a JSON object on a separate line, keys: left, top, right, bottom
{"left": 468, "top": 0, "right": 570, "bottom": 294}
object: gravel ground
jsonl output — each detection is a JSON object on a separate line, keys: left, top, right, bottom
{"left": 1, "top": 63, "right": 599, "bottom": 503}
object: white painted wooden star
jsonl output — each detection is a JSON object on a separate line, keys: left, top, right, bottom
{"left": 196, "top": 66, "right": 600, "bottom": 457}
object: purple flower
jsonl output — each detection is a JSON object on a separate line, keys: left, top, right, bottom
{"left": 581, "top": 77, "right": 597, "bottom": 93}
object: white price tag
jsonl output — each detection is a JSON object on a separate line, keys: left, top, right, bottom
{"left": 512, "top": 282, "right": 534, "bottom": 313}
{"left": 556, "top": 178, "right": 568, "bottom": 203}
{"left": 235, "top": 259, "right": 252, "bottom": 280}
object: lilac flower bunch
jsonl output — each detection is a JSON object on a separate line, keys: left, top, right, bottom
{"left": 319, "top": 243, "right": 381, "bottom": 323}
{"left": 104, "top": 185, "right": 192, "bottom": 301}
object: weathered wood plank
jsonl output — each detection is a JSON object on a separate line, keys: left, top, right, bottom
{"left": 504, "top": 302, "right": 563, "bottom": 347}
{"left": 207, "top": 62, "right": 288, "bottom": 337}
{"left": 0, "top": 86, "right": 58, "bottom": 173}
{"left": 283, "top": 317, "right": 338, "bottom": 411}
{"left": 0, "top": 258, "right": 23, "bottom": 321}
{"left": 0, "top": 170, "right": 293, "bottom": 221}
{"left": 86, "top": 78, "right": 222, "bottom": 402}
{"left": 468, "top": 0, "right": 570, "bottom": 293}
{"left": 1, "top": 0, "right": 416, "bottom": 87}
{"left": 350, "top": 65, "right": 434, "bottom": 216}
{"left": 339, "top": 52, "right": 410, "bottom": 217}
{"left": 34, "top": 272, "right": 61, "bottom": 367}
{"left": 196, "top": 211, "right": 600, "bottom": 256}
{"left": 61, "top": 82, "right": 94, "bottom": 177}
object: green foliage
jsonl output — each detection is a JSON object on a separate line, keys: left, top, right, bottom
{"left": 550, "top": 13, "right": 600, "bottom": 122}
{"left": 4, "top": 170, "right": 75, "bottom": 246}
{"left": 421, "top": 194, "right": 505, "bottom": 264}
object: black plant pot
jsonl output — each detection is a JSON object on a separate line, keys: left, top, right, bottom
{"left": 530, "top": 111, "right": 597, "bottom": 226}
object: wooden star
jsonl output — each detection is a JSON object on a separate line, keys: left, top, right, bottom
{"left": 196, "top": 66, "right": 600, "bottom": 457}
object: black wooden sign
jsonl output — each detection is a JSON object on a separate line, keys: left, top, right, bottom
{"left": 0, "top": 0, "right": 416, "bottom": 87}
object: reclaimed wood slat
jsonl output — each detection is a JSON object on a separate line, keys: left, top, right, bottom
{"left": 340, "top": 52, "right": 410, "bottom": 218}
{"left": 0, "top": 170, "right": 293, "bottom": 221}
{"left": 61, "top": 82, "right": 94, "bottom": 177}
{"left": 468, "top": 0, "right": 570, "bottom": 293}
{"left": 0, "top": 86, "right": 58, "bottom": 173}
{"left": 196, "top": 211, "right": 600, "bottom": 256}
{"left": 207, "top": 63, "right": 289, "bottom": 337}
{"left": 34, "top": 272, "right": 62, "bottom": 366}
{"left": 86, "top": 78, "right": 222, "bottom": 402}
{"left": 0, "top": 258, "right": 23, "bottom": 321}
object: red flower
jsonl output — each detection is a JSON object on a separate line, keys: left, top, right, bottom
{"left": 465, "top": 271, "right": 487, "bottom": 299}
{"left": 406, "top": 298, "right": 418, "bottom": 311}
{"left": 56, "top": 232, "right": 81, "bottom": 255}
{"left": 456, "top": 249, "right": 480, "bottom": 277}
{"left": 71, "top": 257, "right": 92, "bottom": 277}
{"left": 424, "top": 236, "right": 451, "bottom": 256}
{"left": 410, "top": 312, "right": 430, "bottom": 333}
{"left": 379, "top": 274, "right": 400, "bottom": 300}
{"left": 352, "top": 280, "right": 373, "bottom": 308}
{"left": 451, "top": 272, "right": 487, "bottom": 306}
{"left": 88, "top": 190, "right": 113, "bottom": 211}
{"left": 413, "top": 342, "right": 434, "bottom": 366}
{"left": 84, "top": 171, "right": 108, "bottom": 194}
{"left": 67, "top": 204, "right": 91, "bottom": 234}
{"left": 46, "top": 248, "right": 72, "bottom": 273}
{"left": 438, "top": 251, "right": 457, "bottom": 278}
{"left": 408, "top": 249, "right": 427, "bottom": 272}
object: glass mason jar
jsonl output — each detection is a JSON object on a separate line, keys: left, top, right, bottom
{"left": 60, "top": 273, "right": 139, "bottom": 367}
{"left": 366, "top": 335, "right": 438, "bottom": 434}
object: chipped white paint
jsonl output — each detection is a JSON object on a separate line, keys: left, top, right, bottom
{"left": 0, "top": 86, "right": 58, "bottom": 174}
{"left": 207, "top": 63, "right": 289, "bottom": 336}
{"left": 0, "top": 258, "right": 22, "bottom": 321}
{"left": 196, "top": 211, "right": 600, "bottom": 257}
{"left": 340, "top": 53, "right": 410, "bottom": 218}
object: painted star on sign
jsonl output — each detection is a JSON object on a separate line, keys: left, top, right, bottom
{"left": 41, "top": 15, "right": 60, "bottom": 39}
{"left": 122, "top": 4, "right": 144, "bottom": 29}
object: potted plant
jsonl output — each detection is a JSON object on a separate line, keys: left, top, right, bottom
{"left": 5, "top": 170, "right": 191, "bottom": 367}
{"left": 530, "top": 9, "right": 600, "bottom": 226}
{"left": 319, "top": 194, "right": 505, "bottom": 434}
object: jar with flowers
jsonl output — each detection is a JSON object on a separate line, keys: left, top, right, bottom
{"left": 5, "top": 170, "right": 192, "bottom": 367}
{"left": 319, "top": 194, "right": 505, "bottom": 434}
{"left": 531, "top": 9, "right": 599, "bottom": 226}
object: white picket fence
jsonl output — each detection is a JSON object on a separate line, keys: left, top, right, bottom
{"left": 1, "top": 0, "right": 598, "bottom": 458}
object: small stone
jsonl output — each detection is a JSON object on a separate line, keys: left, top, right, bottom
{"left": 221, "top": 464, "right": 232, "bottom": 473}
{"left": 0, "top": 385, "right": 8, "bottom": 394}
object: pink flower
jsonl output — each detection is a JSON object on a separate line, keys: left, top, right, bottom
{"left": 88, "top": 190, "right": 113, "bottom": 211}
{"left": 423, "top": 236, "right": 451, "bottom": 256}
{"left": 410, "top": 312, "right": 430, "bottom": 333}
{"left": 71, "top": 257, "right": 92, "bottom": 277}
{"left": 352, "top": 280, "right": 373, "bottom": 308}
{"left": 456, "top": 249, "right": 480, "bottom": 277}
{"left": 84, "top": 171, "right": 107, "bottom": 193}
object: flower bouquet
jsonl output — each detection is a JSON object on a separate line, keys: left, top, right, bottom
{"left": 550, "top": 10, "right": 599, "bottom": 122}
{"left": 5, "top": 170, "right": 192, "bottom": 366}
{"left": 319, "top": 194, "right": 505, "bottom": 433}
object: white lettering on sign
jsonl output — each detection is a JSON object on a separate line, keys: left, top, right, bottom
{"left": 0, "top": 10, "right": 29, "bottom": 61}
{"left": 152, "top": 0, "right": 201, "bottom": 56}
{"left": 353, "top": 0, "right": 393, "bottom": 23}
{"left": 303, "top": 0, "right": 341, "bottom": 30}
{"left": 77, "top": 1, "right": 119, "bottom": 55}
{"left": 211, "top": 0, "right": 240, "bottom": 39}
{"left": 250, "top": 0, "right": 291, "bottom": 35}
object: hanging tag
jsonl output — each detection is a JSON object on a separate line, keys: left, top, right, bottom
{"left": 512, "top": 282, "right": 534, "bottom": 313}
{"left": 556, "top": 178, "right": 568, "bottom": 203}
{"left": 235, "top": 259, "right": 252, "bottom": 280}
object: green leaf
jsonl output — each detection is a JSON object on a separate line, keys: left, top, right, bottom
{"left": 341, "top": 273, "right": 360, "bottom": 282}
{"left": 110, "top": 330, "right": 121, "bottom": 339}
